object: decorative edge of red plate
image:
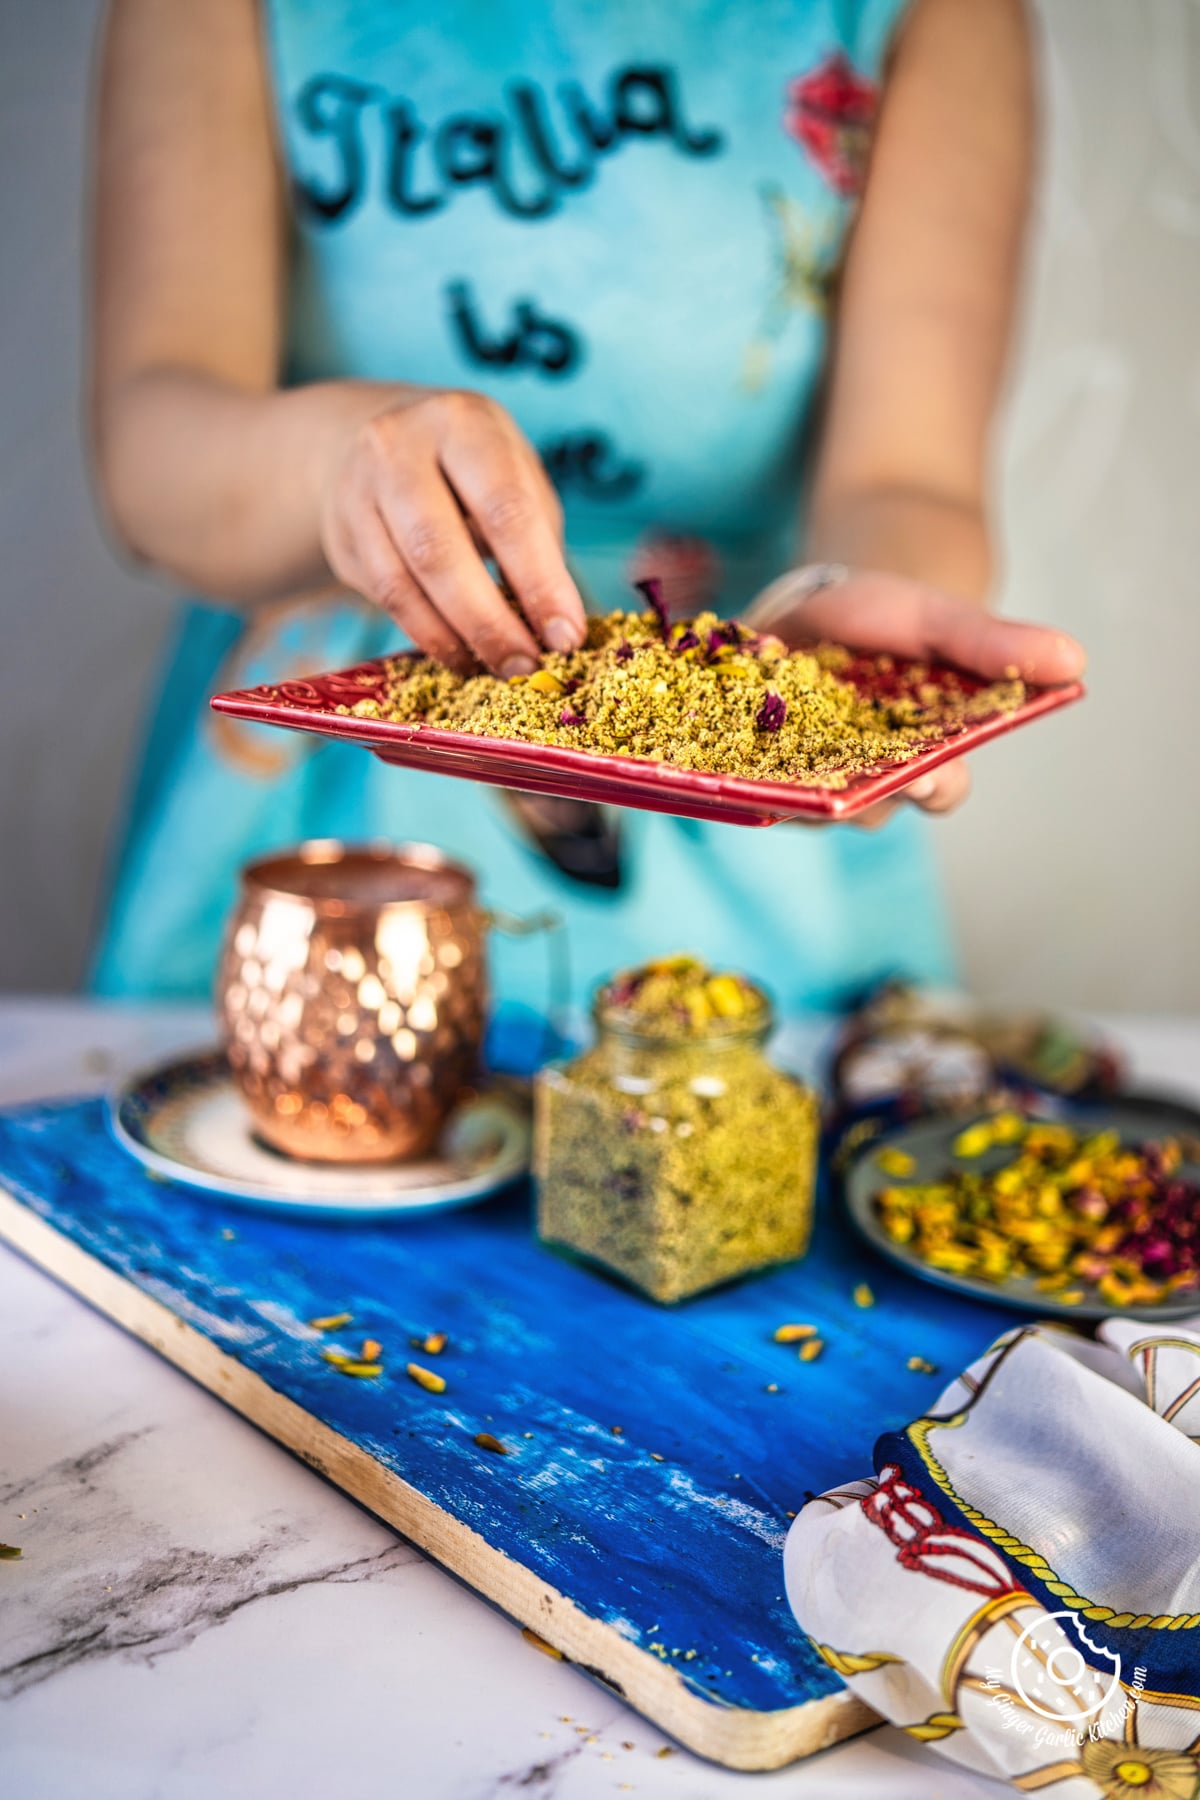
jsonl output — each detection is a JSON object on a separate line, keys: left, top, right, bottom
{"left": 211, "top": 659, "right": 1086, "bottom": 827}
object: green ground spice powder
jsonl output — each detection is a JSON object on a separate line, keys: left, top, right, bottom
{"left": 351, "top": 610, "right": 1025, "bottom": 789}
{"left": 534, "top": 958, "right": 819, "bottom": 1304}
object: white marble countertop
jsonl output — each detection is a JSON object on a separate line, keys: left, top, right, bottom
{"left": 4, "top": 1000, "right": 1199, "bottom": 1800}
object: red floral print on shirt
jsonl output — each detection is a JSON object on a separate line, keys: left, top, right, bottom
{"left": 784, "top": 52, "right": 879, "bottom": 199}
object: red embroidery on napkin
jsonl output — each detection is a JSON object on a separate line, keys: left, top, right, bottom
{"left": 862, "top": 1465, "right": 1021, "bottom": 1598}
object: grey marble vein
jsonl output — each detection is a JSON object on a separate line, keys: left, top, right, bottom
{"left": 0, "top": 1429, "right": 150, "bottom": 1508}
{"left": 1, "top": 1423, "right": 420, "bottom": 1698}
{"left": 495, "top": 1742, "right": 586, "bottom": 1793}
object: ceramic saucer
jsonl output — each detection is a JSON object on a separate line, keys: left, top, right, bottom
{"left": 108, "top": 1049, "right": 530, "bottom": 1217}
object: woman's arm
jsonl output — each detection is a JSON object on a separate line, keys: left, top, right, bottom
{"left": 750, "top": 0, "right": 1083, "bottom": 818}
{"left": 88, "top": 0, "right": 585, "bottom": 674}
{"left": 808, "top": 0, "right": 1034, "bottom": 601}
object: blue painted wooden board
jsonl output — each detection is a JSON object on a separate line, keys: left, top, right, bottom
{"left": 0, "top": 1092, "right": 1017, "bottom": 1768}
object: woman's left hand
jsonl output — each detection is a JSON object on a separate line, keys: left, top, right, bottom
{"left": 743, "top": 565, "right": 1087, "bottom": 828}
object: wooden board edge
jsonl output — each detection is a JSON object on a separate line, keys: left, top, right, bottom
{"left": 0, "top": 1186, "right": 879, "bottom": 1770}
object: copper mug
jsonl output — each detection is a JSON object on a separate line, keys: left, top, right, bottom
{"left": 217, "top": 842, "right": 488, "bottom": 1163}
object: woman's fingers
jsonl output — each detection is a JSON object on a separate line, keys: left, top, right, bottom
{"left": 900, "top": 590, "right": 1085, "bottom": 685}
{"left": 374, "top": 462, "right": 544, "bottom": 677}
{"left": 905, "top": 756, "right": 972, "bottom": 814}
{"left": 333, "top": 503, "right": 473, "bottom": 671}
{"left": 746, "top": 565, "right": 1032, "bottom": 830}
{"left": 438, "top": 407, "right": 586, "bottom": 654}
{"left": 749, "top": 567, "right": 1087, "bottom": 685}
{"left": 329, "top": 391, "right": 583, "bottom": 672}
{"left": 849, "top": 796, "right": 902, "bottom": 832}
{"left": 849, "top": 756, "right": 972, "bottom": 830}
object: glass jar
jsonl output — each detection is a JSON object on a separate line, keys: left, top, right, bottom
{"left": 535, "top": 1002, "right": 818, "bottom": 1304}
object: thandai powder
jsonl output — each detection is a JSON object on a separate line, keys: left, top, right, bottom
{"left": 349, "top": 606, "right": 1026, "bottom": 790}
{"left": 534, "top": 956, "right": 819, "bottom": 1303}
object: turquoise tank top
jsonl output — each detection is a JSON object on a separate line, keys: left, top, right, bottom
{"left": 91, "top": 0, "right": 955, "bottom": 1017}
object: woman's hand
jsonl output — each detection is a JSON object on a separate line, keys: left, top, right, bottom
{"left": 744, "top": 565, "right": 1086, "bottom": 827}
{"left": 318, "top": 388, "right": 587, "bottom": 676}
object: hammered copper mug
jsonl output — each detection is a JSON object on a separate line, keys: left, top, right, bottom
{"left": 217, "top": 842, "right": 488, "bottom": 1163}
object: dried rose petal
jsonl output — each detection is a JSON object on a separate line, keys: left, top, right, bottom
{"left": 672, "top": 630, "right": 700, "bottom": 654}
{"left": 606, "top": 974, "right": 642, "bottom": 1005}
{"left": 705, "top": 623, "right": 742, "bottom": 659}
{"left": 634, "top": 576, "right": 670, "bottom": 638}
{"left": 614, "top": 640, "right": 634, "bottom": 663}
{"left": 559, "top": 707, "right": 586, "bottom": 726}
{"left": 756, "top": 692, "right": 787, "bottom": 732}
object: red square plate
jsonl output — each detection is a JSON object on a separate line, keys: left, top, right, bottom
{"left": 211, "top": 654, "right": 1084, "bottom": 828}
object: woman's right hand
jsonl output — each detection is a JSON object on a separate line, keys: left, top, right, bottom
{"left": 317, "top": 387, "right": 587, "bottom": 676}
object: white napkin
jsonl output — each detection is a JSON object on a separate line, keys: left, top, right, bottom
{"left": 785, "top": 1317, "right": 1200, "bottom": 1798}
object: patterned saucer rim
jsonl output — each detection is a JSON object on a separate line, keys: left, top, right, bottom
{"left": 108, "top": 1048, "right": 530, "bottom": 1216}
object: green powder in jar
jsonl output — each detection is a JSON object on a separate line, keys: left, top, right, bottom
{"left": 534, "top": 957, "right": 819, "bottom": 1303}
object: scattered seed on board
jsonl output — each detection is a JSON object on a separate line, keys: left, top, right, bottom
{"left": 415, "top": 1331, "right": 448, "bottom": 1355}
{"left": 474, "top": 1432, "right": 509, "bottom": 1455}
{"left": 521, "top": 1626, "right": 563, "bottom": 1659}
{"left": 907, "top": 1355, "right": 937, "bottom": 1374}
{"left": 321, "top": 1350, "right": 382, "bottom": 1377}
{"left": 360, "top": 1338, "right": 383, "bottom": 1362}
{"left": 773, "top": 1323, "right": 817, "bottom": 1343}
{"left": 853, "top": 1282, "right": 875, "bottom": 1308}
{"left": 765, "top": 1383, "right": 780, "bottom": 1393}
{"left": 875, "top": 1146, "right": 916, "bottom": 1178}
{"left": 407, "top": 1362, "right": 447, "bottom": 1393}
{"left": 798, "top": 1338, "right": 824, "bottom": 1362}
{"left": 309, "top": 1312, "right": 353, "bottom": 1331}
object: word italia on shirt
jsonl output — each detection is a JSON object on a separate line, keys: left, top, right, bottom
{"left": 291, "top": 63, "right": 725, "bottom": 224}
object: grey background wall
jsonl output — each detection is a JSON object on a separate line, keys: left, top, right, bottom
{"left": 0, "top": 0, "right": 1196, "bottom": 1007}
{"left": 936, "top": 0, "right": 1200, "bottom": 1012}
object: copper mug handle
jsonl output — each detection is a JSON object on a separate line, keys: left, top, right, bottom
{"left": 482, "top": 907, "right": 570, "bottom": 1066}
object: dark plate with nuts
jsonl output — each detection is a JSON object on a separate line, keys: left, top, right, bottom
{"left": 845, "top": 1106, "right": 1200, "bottom": 1322}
